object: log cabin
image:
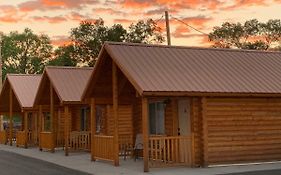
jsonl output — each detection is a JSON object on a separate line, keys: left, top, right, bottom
{"left": 83, "top": 42, "right": 281, "bottom": 172}
{"left": 0, "top": 74, "right": 41, "bottom": 148}
{"left": 34, "top": 66, "right": 93, "bottom": 156}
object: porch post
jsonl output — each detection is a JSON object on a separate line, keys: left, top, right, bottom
{"left": 38, "top": 105, "right": 42, "bottom": 150}
{"left": 112, "top": 62, "right": 119, "bottom": 166}
{"left": 64, "top": 106, "right": 69, "bottom": 156}
{"left": 142, "top": 97, "right": 149, "bottom": 172}
{"left": 9, "top": 86, "right": 13, "bottom": 146}
{"left": 50, "top": 83, "right": 55, "bottom": 152}
{"left": 202, "top": 97, "right": 208, "bottom": 167}
{"left": 24, "top": 111, "right": 28, "bottom": 148}
{"left": 0, "top": 116, "right": 2, "bottom": 131}
{"left": 90, "top": 98, "right": 96, "bottom": 161}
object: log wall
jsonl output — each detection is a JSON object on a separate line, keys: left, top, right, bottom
{"left": 205, "top": 97, "right": 281, "bottom": 165}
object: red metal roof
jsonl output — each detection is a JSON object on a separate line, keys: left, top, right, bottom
{"left": 101, "top": 42, "right": 281, "bottom": 95}
{"left": 41, "top": 66, "right": 93, "bottom": 102}
{"left": 0, "top": 74, "right": 41, "bottom": 111}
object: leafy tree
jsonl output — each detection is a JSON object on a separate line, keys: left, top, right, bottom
{"left": 48, "top": 45, "right": 77, "bottom": 66}
{"left": 126, "top": 19, "right": 164, "bottom": 44}
{"left": 53, "top": 18, "right": 164, "bottom": 67}
{"left": 69, "top": 19, "right": 126, "bottom": 66}
{"left": 209, "top": 19, "right": 281, "bottom": 50}
{"left": 1, "top": 28, "right": 52, "bottom": 79}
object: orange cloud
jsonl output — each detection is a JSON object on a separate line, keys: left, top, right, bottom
{"left": 68, "top": 12, "right": 88, "bottom": 22}
{"left": 173, "top": 25, "right": 191, "bottom": 38}
{"left": 51, "top": 35, "right": 72, "bottom": 46}
{"left": 223, "top": 0, "right": 268, "bottom": 10}
{"left": 18, "top": 0, "right": 98, "bottom": 12}
{"left": 118, "top": 0, "right": 221, "bottom": 11}
{"left": 114, "top": 18, "right": 134, "bottom": 24}
{"left": 0, "top": 5, "right": 24, "bottom": 23}
{"left": 94, "top": 7, "right": 126, "bottom": 16}
{"left": 32, "top": 16, "right": 67, "bottom": 23}
{"left": 172, "top": 15, "right": 212, "bottom": 29}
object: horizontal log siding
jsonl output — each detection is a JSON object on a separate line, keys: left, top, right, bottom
{"left": 205, "top": 97, "right": 281, "bottom": 165}
{"left": 107, "top": 105, "right": 133, "bottom": 140}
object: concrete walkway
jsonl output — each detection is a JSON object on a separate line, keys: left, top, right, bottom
{"left": 1, "top": 144, "right": 281, "bottom": 175}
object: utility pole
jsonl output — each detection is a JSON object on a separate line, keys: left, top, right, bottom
{"left": 165, "top": 11, "right": 171, "bottom": 46}
{"left": 0, "top": 35, "right": 3, "bottom": 131}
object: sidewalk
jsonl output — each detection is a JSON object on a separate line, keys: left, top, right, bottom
{"left": 1, "top": 144, "right": 281, "bottom": 175}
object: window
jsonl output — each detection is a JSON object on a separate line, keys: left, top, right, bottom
{"left": 149, "top": 102, "right": 165, "bottom": 135}
{"left": 43, "top": 112, "right": 50, "bottom": 131}
{"left": 80, "top": 107, "right": 89, "bottom": 131}
{"left": 96, "top": 105, "right": 105, "bottom": 134}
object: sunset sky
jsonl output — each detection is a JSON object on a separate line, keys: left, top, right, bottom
{"left": 0, "top": 0, "right": 280, "bottom": 47}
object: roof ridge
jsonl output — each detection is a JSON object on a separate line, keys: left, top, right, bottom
{"left": 7, "top": 74, "right": 42, "bottom": 76}
{"left": 46, "top": 66, "right": 93, "bottom": 70}
{"left": 105, "top": 42, "right": 281, "bottom": 55}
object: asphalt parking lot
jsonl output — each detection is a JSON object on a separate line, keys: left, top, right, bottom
{"left": 0, "top": 150, "right": 92, "bottom": 175}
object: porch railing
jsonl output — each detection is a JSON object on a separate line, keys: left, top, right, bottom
{"left": 148, "top": 135, "right": 193, "bottom": 168}
{"left": 16, "top": 131, "right": 26, "bottom": 147}
{"left": 92, "top": 135, "right": 114, "bottom": 162}
{"left": 0, "top": 130, "right": 7, "bottom": 144}
{"left": 69, "top": 131, "right": 91, "bottom": 151}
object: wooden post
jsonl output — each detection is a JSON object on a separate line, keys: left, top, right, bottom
{"left": 50, "top": 83, "right": 55, "bottom": 152}
{"left": 34, "top": 112, "right": 38, "bottom": 145}
{"left": 9, "top": 87, "right": 13, "bottom": 146}
{"left": 64, "top": 106, "right": 69, "bottom": 156}
{"left": 90, "top": 98, "right": 96, "bottom": 161}
{"left": 38, "top": 105, "right": 42, "bottom": 150}
{"left": 142, "top": 97, "right": 149, "bottom": 172}
{"left": 24, "top": 112, "right": 28, "bottom": 148}
{"left": 171, "top": 99, "right": 178, "bottom": 136}
{"left": 202, "top": 97, "right": 208, "bottom": 167}
{"left": 112, "top": 63, "right": 119, "bottom": 166}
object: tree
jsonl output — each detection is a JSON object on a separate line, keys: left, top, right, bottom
{"left": 1, "top": 28, "right": 52, "bottom": 79}
{"left": 209, "top": 19, "right": 281, "bottom": 50}
{"left": 53, "top": 18, "right": 164, "bottom": 67}
{"left": 48, "top": 45, "right": 77, "bottom": 66}
{"left": 126, "top": 19, "right": 164, "bottom": 44}
{"left": 69, "top": 19, "right": 126, "bottom": 66}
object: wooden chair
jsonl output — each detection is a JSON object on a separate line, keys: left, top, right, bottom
{"left": 134, "top": 134, "right": 143, "bottom": 161}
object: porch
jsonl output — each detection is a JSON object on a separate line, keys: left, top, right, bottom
{"left": 85, "top": 60, "right": 200, "bottom": 172}
{"left": 38, "top": 105, "right": 91, "bottom": 155}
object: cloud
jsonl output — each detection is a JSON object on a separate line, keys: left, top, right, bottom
{"left": 93, "top": 7, "right": 126, "bottom": 16}
{"left": 51, "top": 35, "right": 72, "bottom": 46}
{"left": 0, "top": 5, "right": 25, "bottom": 23}
{"left": 32, "top": 16, "right": 67, "bottom": 23}
{"left": 223, "top": 0, "right": 268, "bottom": 10}
{"left": 18, "top": 0, "right": 98, "bottom": 12}
{"left": 117, "top": 0, "right": 221, "bottom": 11}
{"left": 114, "top": 18, "right": 134, "bottom": 24}
{"left": 173, "top": 15, "right": 212, "bottom": 29}
{"left": 68, "top": 12, "right": 89, "bottom": 22}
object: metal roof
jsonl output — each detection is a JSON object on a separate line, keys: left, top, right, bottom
{"left": 101, "top": 42, "right": 281, "bottom": 95}
{"left": 39, "top": 66, "right": 93, "bottom": 103}
{"left": 0, "top": 74, "right": 41, "bottom": 111}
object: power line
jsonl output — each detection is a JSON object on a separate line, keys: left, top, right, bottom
{"left": 154, "top": 15, "right": 164, "bottom": 24}
{"left": 170, "top": 15, "right": 208, "bottom": 35}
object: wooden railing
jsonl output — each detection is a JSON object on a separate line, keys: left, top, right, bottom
{"left": 69, "top": 131, "right": 91, "bottom": 151}
{"left": 0, "top": 130, "right": 7, "bottom": 144}
{"left": 40, "top": 132, "right": 54, "bottom": 151}
{"left": 148, "top": 135, "right": 193, "bottom": 168}
{"left": 16, "top": 131, "right": 26, "bottom": 147}
{"left": 92, "top": 135, "right": 114, "bottom": 162}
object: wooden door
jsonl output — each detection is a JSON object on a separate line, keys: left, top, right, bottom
{"left": 178, "top": 99, "right": 191, "bottom": 164}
